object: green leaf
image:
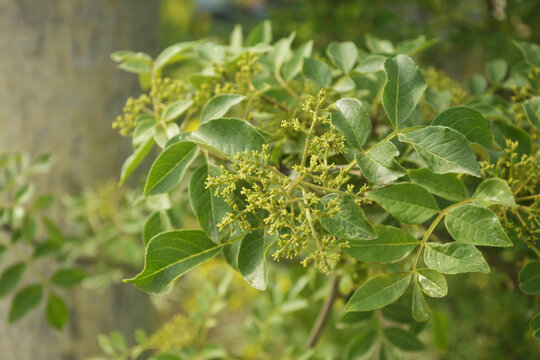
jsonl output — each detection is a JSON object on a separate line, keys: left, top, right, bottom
{"left": 238, "top": 230, "right": 272, "bottom": 290}
{"left": 472, "top": 178, "right": 516, "bottom": 208}
{"left": 326, "top": 41, "right": 358, "bottom": 74}
{"left": 22, "top": 215, "right": 37, "bottom": 242}
{"left": 319, "top": 194, "right": 376, "bottom": 240}
{"left": 513, "top": 40, "right": 540, "bottom": 67}
{"left": 416, "top": 269, "right": 447, "bottom": 297}
{"left": 51, "top": 268, "right": 86, "bottom": 287}
{"left": 200, "top": 94, "right": 245, "bottom": 123}
{"left": 530, "top": 313, "right": 540, "bottom": 340}
{"left": 485, "top": 59, "right": 507, "bottom": 84}
{"left": 282, "top": 41, "right": 313, "bottom": 81}
{"left": 45, "top": 293, "right": 69, "bottom": 330}
{"left": 398, "top": 126, "right": 481, "bottom": 177}
{"left": 408, "top": 168, "right": 466, "bottom": 202}
{"left": 143, "top": 212, "right": 166, "bottom": 246}
{"left": 383, "top": 327, "right": 424, "bottom": 352}
{"left": 366, "top": 183, "right": 439, "bottom": 224}
{"left": 303, "top": 57, "right": 332, "bottom": 88}
{"left": 412, "top": 281, "right": 430, "bottom": 322}
{"left": 432, "top": 310, "right": 449, "bottom": 350}
{"left": 432, "top": 106, "right": 491, "bottom": 148}
{"left": 230, "top": 24, "right": 243, "bottom": 48}
{"left": 345, "top": 225, "right": 419, "bottom": 264}
{"left": 444, "top": 204, "right": 512, "bottom": 247}
{"left": 0, "top": 263, "right": 27, "bottom": 297}
{"left": 190, "top": 118, "right": 266, "bottom": 158}
{"left": 424, "top": 242, "right": 490, "bottom": 274}
{"left": 144, "top": 142, "right": 199, "bottom": 196}
{"left": 492, "top": 120, "right": 531, "bottom": 156}
{"left": 9, "top": 284, "right": 43, "bottom": 323}
{"left": 162, "top": 99, "right": 193, "bottom": 122}
{"left": 346, "top": 273, "right": 411, "bottom": 312}
{"left": 246, "top": 20, "right": 272, "bottom": 46}
{"left": 396, "top": 35, "right": 439, "bottom": 56}
{"left": 466, "top": 75, "right": 487, "bottom": 96}
{"left": 270, "top": 34, "right": 295, "bottom": 71}
{"left": 382, "top": 54, "right": 427, "bottom": 129}
{"left": 331, "top": 98, "right": 372, "bottom": 151}
{"left": 126, "top": 230, "right": 223, "bottom": 293}
{"left": 356, "top": 141, "right": 406, "bottom": 184}
{"left": 119, "top": 137, "right": 154, "bottom": 186}
{"left": 154, "top": 42, "right": 193, "bottom": 69}
{"left": 519, "top": 260, "right": 540, "bottom": 295}
{"left": 522, "top": 96, "right": 540, "bottom": 130}
{"left": 354, "top": 55, "right": 386, "bottom": 73}
{"left": 118, "top": 59, "right": 151, "bottom": 74}
{"left": 346, "top": 331, "right": 377, "bottom": 359}
{"left": 189, "top": 161, "right": 231, "bottom": 243}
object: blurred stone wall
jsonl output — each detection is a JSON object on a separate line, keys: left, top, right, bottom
{"left": 0, "top": 1, "right": 159, "bottom": 359}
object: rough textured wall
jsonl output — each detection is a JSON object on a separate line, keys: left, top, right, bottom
{"left": 0, "top": 1, "right": 159, "bottom": 359}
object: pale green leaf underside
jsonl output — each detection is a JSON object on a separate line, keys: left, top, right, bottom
{"left": 444, "top": 204, "right": 512, "bottom": 247}
{"left": 332, "top": 98, "right": 372, "bottom": 151}
{"left": 416, "top": 268, "right": 447, "bottom": 297}
{"left": 356, "top": 141, "right": 406, "bottom": 184}
{"left": 398, "top": 126, "right": 481, "bottom": 177}
{"left": 424, "top": 242, "right": 490, "bottom": 274}
{"left": 190, "top": 118, "right": 266, "bottom": 158}
{"left": 472, "top": 178, "right": 516, "bottom": 208}
{"left": 200, "top": 94, "right": 245, "bottom": 123}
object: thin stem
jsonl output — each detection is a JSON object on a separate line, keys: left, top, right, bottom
{"left": 275, "top": 70, "right": 299, "bottom": 99}
{"left": 517, "top": 194, "right": 539, "bottom": 201}
{"left": 306, "top": 274, "right": 339, "bottom": 348}
{"left": 412, "top": 199, "right": 471, "bottom": 270}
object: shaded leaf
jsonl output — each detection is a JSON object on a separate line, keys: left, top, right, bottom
{"left": 346, "top": 273, "right": 411, "bottom": 312}
{"left": 408, "top": 168, "right": 466, "bottom": 202}
{"left": 492, "top": 120, "right": 531, "bottom": 156}
{"left": 238, "top": 230, "right": 274, "bottom": 290}
{"left": 367, "top": 183, "right": 439, "bottom": 224}
{"left": 119, "top": 137, "right": 154, "bottom": 186}
{"left": 9, "top": 284, "right": 43, "bottom": 323}
{"left": 0, "top": 263, "right": 27, "bottom": 297}
{"left": 513, "top": 40, "right": 540, "bottom": 67}
{"left": 282, "top": 40, "right": 313, "bottom": 81}
{"left": 45, "top": 293, "right": 69, "bottom": 330}
{"left": 189, "top": 161, "right": 231, "bottom": 243}
{"left": 383, "top": 327, "right": 424, "bottom": 352}
{"left": 345, "top": 225, "right": 419, "bottom": 264}
{"left": 346, "top": 331, "right": 377, "bottom": 360}
{"left": 519, "top": 260, "right": 540, "bottom": 295}
{"left": 319, "top": 194, "right": 376, "bottom": 240}
{"left": 432, "top": 106, "right": 491, "bottom": 148}
{"left": 51, "top": 268, "right": 86, "bottom": 288}
{"left": 485, "top": 59, "right": 507, "bottom": 84}
{"left": 303, "top": 57, "right": 332, "bottom": 88}
{"left": 412, "top": 281, "right": 430, "bottom": 322}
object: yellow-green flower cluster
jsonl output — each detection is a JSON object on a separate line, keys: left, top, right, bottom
{"left": 112, "top": 94, "right": 151, "bottom": 136}
{"left": 206, "top": 91, "right": 360, "bottom": 273}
